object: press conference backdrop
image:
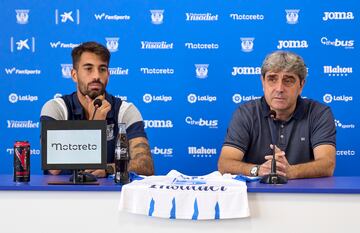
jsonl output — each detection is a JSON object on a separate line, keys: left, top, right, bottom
{"left": 1, "top": 1, "right": 359, "bottom": 176}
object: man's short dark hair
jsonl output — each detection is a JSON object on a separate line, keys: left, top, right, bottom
{"left": 71, "top": 41, "right": 110, "bottom": 69}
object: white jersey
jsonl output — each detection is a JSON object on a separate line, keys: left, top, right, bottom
{"left": 119, "top": 170, "right": 249, "bottom": 220}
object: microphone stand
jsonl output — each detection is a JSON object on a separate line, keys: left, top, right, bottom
{"left": 260, "top": 111, "right": 288, "bottom": 184}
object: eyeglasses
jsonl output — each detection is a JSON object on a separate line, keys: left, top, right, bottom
{"left": 265, "top": 75, "right": 298, "bottom": 88}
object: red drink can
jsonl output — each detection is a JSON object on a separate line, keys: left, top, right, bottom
{"left": 14, "top": 141, "right": 30, "bottom": 182}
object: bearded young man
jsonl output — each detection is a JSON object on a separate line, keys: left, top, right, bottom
{"left": 40, "top": 41, "right": 154, "bottom": 177}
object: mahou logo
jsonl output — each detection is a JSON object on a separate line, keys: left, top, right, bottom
{"left": 323, "top": 65, "right": 353, "bottom": 77}
{"left": 323, "top": 12, "right": 354, "bottom": 21}
{"left": 188, "top": 146, "right": 217, "bottom": 158}
{"left": 277, "top": 40, "right": 308, "bottom": 49}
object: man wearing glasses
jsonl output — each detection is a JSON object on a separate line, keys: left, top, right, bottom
{"left": 218, "top": 51, "right": 336, "bottom": 179}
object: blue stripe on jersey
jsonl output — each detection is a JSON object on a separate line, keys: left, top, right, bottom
{"left": 192, "top": 198, "right": 199, "bottom": 220}
{"left": 215, "top": 202, "right": 220, "bottom": 219}
{"left": 170, "top": 198, "right": 176, "bottom": 219}
{"left": 148, "top": 198, "right": 155, "bottom": 216}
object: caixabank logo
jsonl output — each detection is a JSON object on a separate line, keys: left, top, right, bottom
{"left": 55, "top": 9, "right": 80, "bottom": 24}
{"left": 323, "top": 65, "right": 353, "bottom": 77}
{"left": 10, "top": 37, "right": 35, "bottom": 53}
{"left": 188, "top": 146, "right": 217, "bottom": 158}
{"left": 8, "top": 93, "right": 38, "bottom": 103}
{"left": 322, "top": 12, "right": 354, "bottom": 21}
{"left": 231, "top": 66, "right": 261, "bottom": 76}
{"left": 323, "top": 94, "right": 353, "bottom": 104}
{"left": 185, "top": 116, "right": 218, "bottom": 129}
{"left": 151, "top": 146, "right": 173, "bottom": 157}
{"left": 334, "top": 119, "right": 355, "bottom": 129}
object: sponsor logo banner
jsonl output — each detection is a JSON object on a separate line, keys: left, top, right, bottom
{"left": 321, "top": 37, "right": 354, "bottom": 49}
{"left": 188, "top": 146, "right": 217, "bottom": 158}
{"left": 144, "top": 120, "right": 173, "bottom": 128}
{"left": 323, "top": 65, "right": 353, "bottom": 77}
{"left": 185, "top": 116, "right": 218, "bottom": 129}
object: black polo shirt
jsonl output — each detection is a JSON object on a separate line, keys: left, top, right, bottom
{"left": 224, "top": 97, "right": 336, "bottom": 165}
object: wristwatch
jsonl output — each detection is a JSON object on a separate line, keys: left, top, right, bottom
{"left": 250, "top": 165, "right": 260, "bottom": 177}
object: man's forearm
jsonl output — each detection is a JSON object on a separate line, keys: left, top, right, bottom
{"left": 288, "top": 159, "right": 335, "bottom": 179}
{"left": 128, "top": 138, "right": 154, "bottom": 176}
{"left": 218, "top": 157, "right": 255, "bottom": 176}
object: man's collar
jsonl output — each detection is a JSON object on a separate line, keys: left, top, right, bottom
{"left": 261, "top": 96, "right": 305, "bottom": 120}
{"left": 71, "top": 91, "right": 114, "bottom": 119}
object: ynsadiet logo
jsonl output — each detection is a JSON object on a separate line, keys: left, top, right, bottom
{"left": 321, "top": 37, "right": 354, "bottom": 49}
{"left": 334, "top": 119, "right": 355, "bottom": 129}
{"left": 185, "top": 13, "right": 218, "bottom": 21}
{"left": 323, "top": 94, "right": 353, "bottom": 103}
{"left": 185, "top": 116, "right": 218, "bottom": 129}
{"left": 323, "top": 12, "right": 354, "bottom": 21}
{"left": 187, "top": 94, "right": 216, "bottom": 103}
{"left": 7, "top": 120, "right": 39, "bottom": 128}
{"left": 143, "top": 94, "right": 172, "bottom": 103}
{"left": 141, "top": 41, "right": 173, "bottom": 49}
{"left": 231, "top": 66, "right": 261, "bottom": 76}
{"left": 8, "top": 93, "right": 38, "bottom": 103}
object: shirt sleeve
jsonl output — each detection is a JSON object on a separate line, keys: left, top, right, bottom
{"left": 310, "top": 105, "right": 336, "bottom": 149}
{"left": 118, "top": 102, "right": 147, "bottom": 140}
{"left": 223, "top": 106, "right": 251, "bottom": 153}
{"left": 40, "top": 98, "right": 68, "bottom": 120}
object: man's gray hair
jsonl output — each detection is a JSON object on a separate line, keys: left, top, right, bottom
{"left": 261, "top": 51, "right": 308, "bottom": 82}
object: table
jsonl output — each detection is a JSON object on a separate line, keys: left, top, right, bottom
{"left": 1, "top": 175, "right": 359, "bottom": 233}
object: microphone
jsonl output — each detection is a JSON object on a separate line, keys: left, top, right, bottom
{"left": 260, "top": 110, "right": 288, "bottom": 184}
{"left": 91, "top": 99, "right": 102, "bottom": 120}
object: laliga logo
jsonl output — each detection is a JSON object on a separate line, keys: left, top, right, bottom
{"left": 188, "top": 94, "right": 197, "bottom": 103}
{"left": 8, "top": 93, "right": 18, "bottom": 103}
{"left": 16, "top": 9, "right": 29, "bottom": 24}
{"left": 323, "top": 94, "right": 333, "bottom": 103}
{"left": 232, "top": 94, "right": 242, "bottom": 104}
{"left": 61, "top": 64, "right": 72, "bottom": 78}
{"left": 285, "top": 9, "right": 300, "bottom": 24}
{"left": 195, "top": 64, "right": 209, "bottom": 79}
{"left": 240, "top": 38, "right": 255, "bottom": 52}
{"left": 105, "top": 37, "right": 119, "bottom": 52}
{"left": 150, "top": 10, "right": 164, "bottom": 24}
{"left": 187, "top": 94, "right": 216, "bottom": 103}
{"left": 143, "top": 94, "right": 152, "bottom": 103}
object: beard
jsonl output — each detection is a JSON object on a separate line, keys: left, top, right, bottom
{"left": 79, "top": 80, "right": 106, "bottom": 99}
